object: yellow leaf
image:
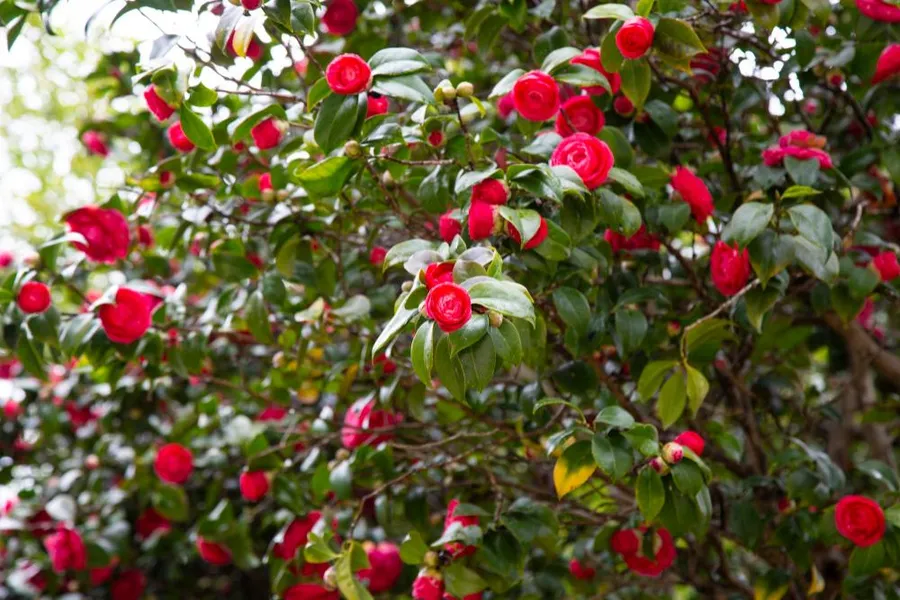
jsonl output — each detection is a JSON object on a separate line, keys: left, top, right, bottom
{"left": 553, "top": 440, "right": 595, "bottom": 499}
{"left": 754, "top": 582, "right": 789, "bottom": 600}
{"left": 231, "top": 19, "right": 256, "bottom": 58}
{"left": 808, "top": 566, "right": 825, "bottom": 596}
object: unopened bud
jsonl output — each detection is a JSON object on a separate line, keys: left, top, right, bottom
{"left": 344, "top": 140, "right": 362, "bottom": 158}
{"left": 441, "top": 86, "right": 457, "bottom": 102}
{"left": 381, "top": 171, "right": 395, "bottom": 189}
{"left": 661, "top": 442, "right": 684, "bottom": 465}
{"left": 401, "top": 281, "right": 413, "bottom": 292}
{"left": 433, "top": 87, "right": 445, "bottom": 103}
{"left": 336, "top": 448, "right": 350, "bottom": 461}
{"left": 276, "top": 190, "right": 289, "bottom": 201}
{"left": 85, "top": 455, "right": 100, "bottom": 470}
{"left": 323, "top": 566, "right": 338, "bottom": 590}
{"left": 456, "top": 82, "right": 474, "bottom": 98}
{"left": 261, "top": 189, "right": 275, "bottom": 203}
{"left": 423, "top": 551, "right": 439, "bottom": 568}
{"left": 488, "top": 310, "right": 503, "bottom": 328}
{"left": 272, "top": 351, "right": 286, "bottom": 369}
{"left": 648, "top": 457, "right": 669, "bottom": 475}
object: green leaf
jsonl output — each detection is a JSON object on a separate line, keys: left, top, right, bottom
{"left": 335, "top": 548, "right": 374, "bottom": 600}
{"left": 466, "top": 279, "right": 535, "bottom": 323}
{"left": 747, "top": 0, "right": 779, "bottom": 29}
{"left": 784, "top": 155, "right": 821, "bottom": 186}
{"left": 637, "top": 361, "right": 677, "bottom": 401}
{"left": 722, "top": 202, "right": 774, "bottom": 248}
{"left": 749, "top": 230, "right": 794, "bottom": 285}
{"left": 656, "top": 371, "right": 686, "bottom": 428}
{"left": 187, "top": 83, "right": 218, "bottom": 107}
{"left": 624, "top": 423, "right": 660, "bottom": 456}
{"left": 652, "top": 18, "right": 706, "bottom": 61}
{"left": 620, "top": 58, "right": 651, "bottom": 109}
{"left": 371, "top": 59, "right": 430, "bottom": 77}
{"left": 411, "top": 321, "right": 436, "bottom": 385}
{"left": 636, "top": 467, "right": 666, "bottom": 522}
{"left": 371, "top": 75, "right": 434, "bottom": 104}
{"left": 615, "top": 309, "right": 647, "bottom": 356}
{"left": 178, "top": 105, "right": 216, "bottom": 151}
{"left": 788, "top": 204, "right": 834, "bottom": 251}
{"left": 434, "top": 335, "right": 467, "bottom": 402}
{"left": 295, "top": 156, "right": 355, "bottom": 197}
{"left": 600, "top": 25, "right": 625, "bottom": 73}
{"left": 595, "top": 406, "right": 635, "bottom": 430}
{"left": 315, "top": 92, "right": 366, "bottom": 153}
{"left": 490, "top": 319, "right": 523, "bottom": 367}
{"left": 684, "top": 364, "right": 709, "bottom": 415}
{"left": 789, "top": 235, "right": 839, "bottom": 284}
{"left": 552, "top": 287, "right": 591, "bottom": 337}
{"left": 583, "top": 3, "right": 635, "bottom": 19}
{"left": 849, "top": 542, "right": 885, "bottom": 577}
{"left": 781, "top": 185, "right": 821, "bottom": 199}
{"left": 607, "top": 167, "right": 646, "bottom": 198}
{"left": 598, "top": 189, "right": 642, "bottom": 237}
{"left": 443, "top": 561, "right": 488, "bottom": 598}
{"left": 246, "top": 290, "right": 274, "bottom": 344}
{"left": 744, "top": 285, "right": 781, "bottom": 332}
{"left": 152, "top": 485, "right": 190, "bottom": 522}
{"left": 591, "top": 432, "right": 633, "bottom": 480}
{"left": 372, "top": 302, "right": 419, "bottom": 356}
{"left": 671, "top": 460, "right": 704, "bottom": 495}
{"left": 489, "top": 69, "right": 526, "bottom": 99}
{"left": 553, "top": 440, "right": 596, "bottom": 498}
{"left": 459, "top": 336, "right": 496, "bottom": 392}
{"left": 449, "top": 314, "right": 489, "bottom": 357}
{"left": 540, "top": 46, "right": 581, "bottom": 73}
{"left": 382, "top": 239, "right": 439, "bottom": 272}
{"left": 400, "top": 531, "right": 429, "bottom": 564}
{"left": 642, "top": 100, "right": 679, "bottom": 138}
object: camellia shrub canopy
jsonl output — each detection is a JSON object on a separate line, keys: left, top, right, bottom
{"left": 1, "top": 0, "right": 900, "bottom": 598}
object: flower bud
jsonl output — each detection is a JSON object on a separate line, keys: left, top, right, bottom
{"left": 336, "top": 448, "right": 351, "bottom": 461}
{"left": 272, "top": 351, "right": 286, "bottom": 369}
{"left": 276, "top": 190, "right": 289, "bottom": 201}
{"left": 423, "top": 550, "right": 440, "bottom": 568}
{"left": 433, "top": 87, "right": 445, "bottom": 103}
{"left": 661, "top": 442, "right": 684, "bottom": 465}
{"left": 456, "top": 81, "right": 474, "bottom": 98}
{"left": 261, "top": 189, "right": 275, "bottom": 203}
{"left": 381, "top": 171, "right": 396, "bottom": 189}
{"left": 488, "top": 310, "right": 503, "bottom": 328}
{"left": 344, "top": 140, "right": 362, "bottom": 158}
{"left": 401, "top": 281, "right": 413, "bottom": 292}
{"left": 649, "top": 457, "right": 669, "bottom": 475}
{"left": 441, "top": 86, "right": 457, "bottom": 102}
{"left": 85, "top": 455, "right": 100, "bottom": 470}
{"left": 323, "top": 566, "right": 338, "bottom": 590}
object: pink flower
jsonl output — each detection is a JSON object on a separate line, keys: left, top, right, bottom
{"left": 82, "top": 131, "right": 110, "bottom": 157}
{"left": 873, "top": 44, "right": 900, "bottom": 83}
{"left": 143, "top": 85, "right": 177, "bottom": 121}
{"left": 604, "top": 225, "right": 660, "bottom": 252}
{"left": 443, "top": 499, "right": 479, "bottom": 558}
{"left": 44, "top": 526, "right": 87, "bottom": 573}
{"left": 341, "top": 398, "right": 401, "bottom": 449}
{"left": 357, "top": 542, "right": 402, "bottom": 593}
{"left": 571, "top": 48, "right": 621, "bottom": 95}
{"left": 856, "top": 0, "right": 900, "bottom": 21}
{"left": 550, "top": 132, "right": 614, "bottom": 190}
{"left": 555, "top": 95, "right": 605, "bottom": 137}
{"left": 251, "top": 118, "right": 285, "bottom": 150}
{"left": 569, "top": 558, "right": 596, "bottom": 580}
{"left": 273, "top": 512, "right": 324, "bottom": 560}
{"left": 670, "top": 167, "right": 714, "bottom": 223}
{"left": 872, "top": 251, "right": 900, "bottom": 281}
{"left": 369, "top": 246, "right": 387, "bottom": 266}
{"left": 412, "top": 570, "right": 444, "bottom": 600}
{"left": 322, "top": 0, "right": 358, "bottom": 35}
{"left": 710, "top": 241, "right": 751, "bottom": 296}
{"left": 439, "top": 211, "right": 462, "bottom": 243}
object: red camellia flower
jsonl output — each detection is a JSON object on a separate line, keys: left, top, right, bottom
{"left": 571, "top": 48, "right": 621, "bottom": 95}
{"left": 412, "top": 569, "right": 444, "bottom": 600}
{"left": 90, "top": 561, "right": 116, "bottom": 586}
{"left": 873, "top": 251, "right": 900, "bottom": 281}
{"left": 43, "top": 526, "right": 87, "bottom": 573}
{"left": 372, "top": 352, "right": 397, "bottom": 375}
{"left": 228, "top": 32, "right": 263, "bottom": 61}
{"left": 273, "top": 512, "right": 323, "bottom": 560}
{"left": 369, "top": 246, "right": 387, "bottom": 266}
{"left": 424, "top": 262, "right": 455, "bottom": 289}
{"left": 167, "top": 122, "right": 195, "bottom": 152}
{"left": 366, "top": 93, "right": 389, "bottom": 118}
{"left": 497, "top": 92, "right": 516, "bottom": 118}
{"left": 17, "top": 282, "right": 51, "bottom": 314}
{"left": 710, "top": 241, "right": 751, "bottom": 296}
{"left": 873, "top": 44, "right": 900, "bottom": 84}
{"left": 137, "top": 225, "right": 154, "bottom": 248}
{"left": 285, "top": 584, "right": 339, "bottom": 600}
{"left": 136, "top": 507, "right": 171, "bottom": 539}
{"left": 605, "top": 225, "right": 660, "bottom": 253}
{"left": 471, "top": 178, "right": 509, "bottom": 205}
{"left": 322, "top": 0, "right": 358, "bottom": 35}
{"left": 856, "top": 0, "right": 900, "bottom": 21}
{"left": 443, "top": 499, "right": 479, "bottom": 557}
{"left": 616, "top": 17, "right": 655, "bottom": 60}
{"left": 357, "top": 542, "right": 403, "bottom": 593}
{"left": 507, "top": 216, "right": 549, "bottom": 250}
{"left": 613, "top": 95, "right": 635, "bottom": 117}
{"left": 568, "top": 558, "right": 596, "bottom": 580}
{"left": 762, "top": 130, "right": 833, "bottom": 169}
{"left": 143, "top": 85, "right": 176, "bottom": 121}
{"left": 258, "top": 404, "right": 288, "bottom": 422}
{"left": 0, "top": 251, "right": 13, "bottom": 267}
{"left": 154, "top": 442, "right": 193, "bottom": 484}
{"left": 616, "top": 527, "right": 676, "bottom": 577}
{"left": 197, "top": 537, "right": 231, "bottom": 565}
{"left": 835, "top": 495, "right": 886, "bottom": 547}
{"left": 239, "top": 471, "right": 269, "bottom": 502}
{"left": 512, "top": 70, "right": 560, "bottom": 122}
{"left": 550, "top": 132, "right": 614, "bottom": 190}
{"left": 65, "top": 205, "right": 129, "bottom": 264}
{"left": 325, "top": 53, "right": 372, "bottom": 94}
{"left": 439, "top": 211, "right": 462, "bottom": 242}
{"left": 82, "top": 130, "right": 110, "bottom": 157}
{"left": 555, "top": 95, "right": 605, "bottom": 137}
{"left": 341, "top": 397, "right": 401, "bottom": 448}
{"left": 251, "top": 117, "right": 284, "bottom": 150}
{"left": 674, "top": 430, "right": 705, "bottom": 456}
{"left": 425, "top": 282, "right": 472, "bottom": 333}
{"left": 443, "top": 594, "right": 482, "bottom": 600}
{"left": 690, "top": 48, "right": 724, "bottom": 83}
{"left": 259, "top": 172, "right": 273, "bottom": 192}
{"left": 610, "top": 528, "right": 640, "bottom": 555}
{"left": 99, "top": 288, "right": 154, "bottom": 344}
{"left": 670, "top": 166, "right": 714, "bottom": 223}
{"left": 468, "top": 201, "right": 500, "bottom": 240}
{"left": 111, "top": 569, "right": 146, "bottom": 600}
{"left": 241, "top": 0, "right": 261, "bottom": 9}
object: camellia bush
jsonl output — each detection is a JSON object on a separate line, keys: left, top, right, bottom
{"left": 2, "top": 0, "right": 900, "bottom": 597}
